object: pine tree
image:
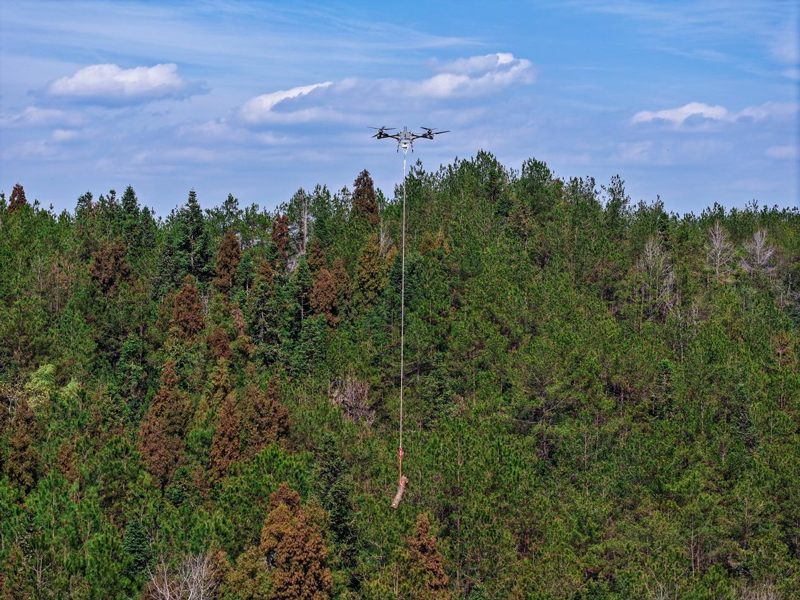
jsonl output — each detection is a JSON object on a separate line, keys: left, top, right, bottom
{"left": 209, "top": 391, "right": 242, "bottom": 481}
{"left": 355, "top": 234, "right": 385, "bottom": 309}
{"left": 241, "top": 380, "right": 289, "bottom": 458}
{"left": 207, "top": 327, "right": 234, "bottom": 362}
{"left": 8, "top": 183, "right": 27, "bottom": 212}
{"left": 331, "top": 258, "right": 350, "bottom": 315}
{"left": 351, "top": 170, "right": 379, "bottom": 228}
{"left": 248, "top": 261, "right": 281, "bottom": 364}
{"left": 294, "top": 257, "right": 313, "bottom": 320}
{"left": 316, "top": 434, "right": 356, "bottom": 554}
{"left": 406, "top": 514, "right": 450, "bottom": 599}
{"left": 123, "top": 519, "right": 152, "bottom": 575}
{"left": 171, "top": 275, "right": 205, "bottom": 340}
{"left": 90, "top": 238, "right": 132, "bottom": 295}
{"left": 307, "top": 237, "right": 326, "bottom": 274}
{"left": 183, "top": 189, "right": 212, "bottom": 279}
{"left": 5, "top": 399, "right": 40, "bottom": 492}
{"left": 311, "top": 268, "right": 337, "bottom": 326}
{"left": 260, "top": 484, "right": 333, "bottom": 600}
{"left": 138, "top": 362, "right": 189, "bottom": 491}
{"left": 214, "top": 229, "right": 242, "bottom": 294}
{"left": 272, "top": 214, "right": 290, "bottom": 270}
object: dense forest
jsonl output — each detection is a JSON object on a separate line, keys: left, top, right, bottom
{"left": 1, "top": 152, "right": 798, "bottom": 599}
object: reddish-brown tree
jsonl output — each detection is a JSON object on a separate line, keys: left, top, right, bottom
{"left": 241, "top": 381, "right": 289, "bottom": 457}
{"left": 272, "top": 214, "right": 290, "bottom": 269}
{"left": 90, "top": 239, "right": 132, "bottom": 295}
{"left": 171, "top": 275, "right": 204, "bottom": 340}
{"left": 207, "top": 327, "right": 234, "bottom": 362}
{"left": 8, "top": 183, "right": 27, "bottom": 212}
{"left": 259, "top": 484, "right": 333, "bottom": 600}
{"left": 311, "top": 268, "right": 337, "bottom": 326}
{"left": 351, "top": 170, "right": 379, "bottom": 228}
{"left": 209, "top": 392, "right": 242, "bottom": 481}
{"left": 5, "top": 399, "right": 40, "bottom": 492}
{"left": 307, "top": 237, "right": 326, "bottom": 274}
{"left": 213, "top": 229, "right": 242, "bottom": 293}
{"left": 406, "top": 514, "right": 450, "bottom": 599}
{"left": 138, "top": 362, "right": 189, "bottom": 491}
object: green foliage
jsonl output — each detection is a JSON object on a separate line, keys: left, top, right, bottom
{"left": 1, "top": 161, "right": 799, "bottom": 598}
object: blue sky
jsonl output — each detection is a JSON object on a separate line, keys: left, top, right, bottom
{"left": 1, "top": 0, "right": 797, "bottom": 216}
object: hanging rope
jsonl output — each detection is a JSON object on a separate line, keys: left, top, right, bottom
{"left": 392, "top": 152, "right": 409, "bottom": 509}
{"left": 399, "top": 152, "right": 407, "bottom": 480}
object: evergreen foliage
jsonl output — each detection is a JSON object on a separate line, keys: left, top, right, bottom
{"left": 1, "top": 157, "right": 799, "bottom": 598}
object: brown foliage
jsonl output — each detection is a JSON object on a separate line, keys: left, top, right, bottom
{"left": 209, "top": 392, "right": 242, "bottom": 481}
{"left": 351, "top": 169, "right": 379, "bottom": 228}
{"left": 8, "top": 183, "right": 27, "bottom": 212}
{"left": 207, "top": 327, "right": 234, "bottom": 362}
{"left": 5, "top": 399, "right": 40, "bottom": 492}
{"left": 242, "top": 380, "right": 289, "bottom": 458}
{"left": 214, "top": 229, "right": 242, "bottom": 293}
{"left": 56, "top": 437, "right": 79, "bottom": 484}
{"left": 90, "top": 239, "right": 132, "bottom": 295}
{"left": 311, "top": 268, "right": 337, "bottom": 326}
{"left": 231, "top": 307, "right": 255, "bottom": 360}
{"left": 138, "top": 415, "right": 184, "bottom": 493}
{"left": 307, "top": 237, "right": 326, "bottom": 274}
{"left": 407, "top": 514, "right": 450, "bottom": 599}
{"left": 138, "top": 362, "right": 189, "bottom": 491}
{"left": 272, "top": 214, "right": 290, "bottom": 269}
{"left": 171, "top": 276, "right": 204, "bottom": 340}
{"left": 259, "top": 484, "right": 333, "bottom": 600}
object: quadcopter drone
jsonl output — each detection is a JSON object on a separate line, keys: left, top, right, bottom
{"left": 369, "top": 126, "right": 449, "bottom": 153}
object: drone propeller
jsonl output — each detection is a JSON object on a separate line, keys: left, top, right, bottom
{"left": 368, "top": 126, "right": 395, "bottom": 131}
{"left": 420, "top": 127, "right": 449, "bottom": 135}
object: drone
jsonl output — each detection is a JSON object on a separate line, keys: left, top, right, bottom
{"left": 369, "top": 126, "right": 449, "bottom": 153}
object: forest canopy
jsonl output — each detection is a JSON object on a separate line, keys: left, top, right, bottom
{"left": 1, "top": 153, "right": 799, "bottom": 599}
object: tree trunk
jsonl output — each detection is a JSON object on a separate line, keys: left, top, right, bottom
{"left": 391, "top": 476, "right": 408, "bottom": 509}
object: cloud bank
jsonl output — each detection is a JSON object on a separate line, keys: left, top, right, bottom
{"left": 46, "top": 63, "right": 204, "bottom": 103}
{"left": 235, "top": 52, "right": 535, "bottom": 125}
{"left": 632, "top": 101, "right": 797, "bottom": 126}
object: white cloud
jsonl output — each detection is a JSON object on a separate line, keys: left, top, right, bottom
{"left": 51, "top": 129, "right": 80, "bottom": 142}
{"left": 238, "top": 82, "right": 333, "bottom": 123}
{"left": 412, "top": 53, "right": 535, "bottom": 97}
{"left": 632, "top": 102, "right": 729, "bottom": 125}
{"left": 1, "top": 106, "right": 83, "bottom": 127}
{"left": 766, "top": 145, "right": 799, "bottom": 160}
{"left": 47, "top": 63, "right": 201, "bottom": 101}
{"left": 236, "top": 52, "right": 535, "bottom": 126}
{"left": 632, "top": 101, "right": 797, "bottom": 126}
{"left": 616, "top": 141, "right": 653, "bottom": 163}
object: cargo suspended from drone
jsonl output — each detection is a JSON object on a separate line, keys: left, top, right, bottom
{"left": 369, "top": 126, "right": 449, "bottom": 153}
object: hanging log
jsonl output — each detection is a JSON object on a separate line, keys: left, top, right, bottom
{"left": 390, "top": 476, "right": 409, "bottom": 509}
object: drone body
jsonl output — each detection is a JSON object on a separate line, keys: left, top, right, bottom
{"left": 369, "top": 125, "right": 449, "bottom": 153}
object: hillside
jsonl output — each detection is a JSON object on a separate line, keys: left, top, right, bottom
{"left": 1, "top": 153, "right": 799, "bottom": 599}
